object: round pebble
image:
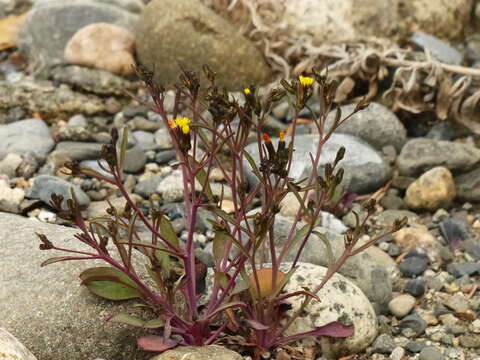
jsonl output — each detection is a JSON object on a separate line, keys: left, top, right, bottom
{"left": 388, "top": 294, "right": 416, "bottom": 318}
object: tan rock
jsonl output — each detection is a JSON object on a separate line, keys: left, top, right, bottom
{"left": 150, "top": 345, "right": 242, "bottom": 360}
{"left": 398, "top": 0, "right": 473, "bottom": 41}
{"left": 393, "top": 224, "right": 437, "bottom": 251}
{"left": 404, "top": 167, "right": 456, "bottom": 210}
{"left": 0, "top": 327, "right": 37, "bottom": 360}
{"left": 64, "top": 23, "right": 135, "bottom": 76}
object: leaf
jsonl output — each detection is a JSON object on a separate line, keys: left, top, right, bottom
{"left": 79, "top": 267, "right": 142, "bottom": 300}
{"left": 206, "top": 300, "right": 246, "bottom": 319}
{"left": 243, "top": 150, "right": 263, "bottom": 182}
{"left": 118, "top": 126, "right": 129, "bottom": 171}
{"left": 137, "top": 336, "right": 177, "bottom": 352}
{"left": 247, "top": 319, "right": 270, "bottom": 330}
{"left": 108, "top": 313, "right": 146, "bottom": 327}
{"left": 159, "top": 215, "right": 180, "bottom": 248}
{"left": 195, "top": 167, "right": 214, "bottom": 202}
{"left": 40, "top": 256, "right": 90, "bottom": 266}
{"left": 308, "top": 321, "right": 354, "bottom": 338}
{"left": 144, "top": 319, "right": 165, "bottom": 329}
{"left": 212, "top": 231, "right": 229, "bottom": 266}
{"left": 214, "top": 270, "right": 230, "bottom": 289}
{"left": 312, "top": 230, "right": 335, "bottom": 267}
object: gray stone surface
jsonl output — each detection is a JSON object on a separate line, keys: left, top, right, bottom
{"left": 324, "top": 102, "right": 407, "bottom": 151}
{"left": 51, "top": 65, "right": 134, "bottom": 95}
{"left": 455, "top": 167, "right": 480, "bottom": 202}
{"left": 135, "top": 0, "right": 272, "bottom": 90}
{"left": 123, "top": 146, "right": 146, "bottom": 173}
{"left": 0, "top": 327, "right": 37, "bottom": 360}
{"left": 398, "top": 138, "right": 480, "bottom": 177}
{"left": 27, "top": 175, "right": 91, "bottom": 208}
{"left": 54, "top": 141, "right": 103, "bottom": 161}
{"left": 0, "top": 119, "right": 54, "bottom": 160}
{"left": 0, "top": 213, "right": 150, "bottom": 360}
{"left": 244, "top": 133, "right": 392, "bottom": 194}
{"left": 151, "top": 345, "right": 242, "bottom": 360}
{"left": 411, "top": 32, "right": 463, "bottom": 65}
{"left": 18, "top": 1, "right": 138, "bottom": 75}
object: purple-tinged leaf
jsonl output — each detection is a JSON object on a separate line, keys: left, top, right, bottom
{"left": 309, "top": 321, "right": 354, "bottom": 338}
{"left": 247, "top": 319, "right": 270, "bottom": 330}
{"left": 137, "top": 336, "right": 177, "bottom": 352}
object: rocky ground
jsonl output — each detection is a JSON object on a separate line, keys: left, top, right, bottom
{"left": 0, "top": 0, "right": 480, "bottom": 360}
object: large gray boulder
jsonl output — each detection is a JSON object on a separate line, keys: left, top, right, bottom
{"left": 27, "top": 175, "right": 91, "bottom": 208}
{"left": 398, "top": 138, "right": 480, "bottom": 177}
{"left": 17, "top": 0, "right": 138, "bottom": 75}
{"left": 244, "top": 133, "right": 392, "bottom": 194}
{"left": 135, "top": 0, "right": 273, "bottom": 90}
{"left": 0, "top": 213, "right": 151, "bottom": 360}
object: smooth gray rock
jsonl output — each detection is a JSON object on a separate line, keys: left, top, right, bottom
{"left": 455, "top": 167, "right": 480, "bottom": 202}
{"left": 54, "top": 141, "right": 103, "bottom": 161}
{"left": 123, "top": 146, "right": 146, "bottom": 173}
{"left": 134, "top": 174, "right": 164, "bottom": 198}
{"left": 151, "top": 346, "right": 241, "bottom": 360}
{"left": 18, "top": 1, "right": 138, "bottom": 75}
{"left": 244, "top": 133, "right": 391, "bottom": 194}
{"left": 135, "top": 0, "right": 272, "bottom": 90}
{"left": 324, "top": 102, "right": 407, "bottom": 151}
{"left": 51, "top": 65, "right": 134, "bottom": 95}
{"left": 0, "top": 119, "right": 54, "bottom": 160}
{"left": 411, "top": 32, "right": 463, "bottom": 65}
{"left": 398, "top": 138, "right": 480, "bottom": 177}
{"left": 132, "top": 130, "right": 158, "bottom": 151}
{"left": 0, "top": 213, "right": 150, "bottom": 360}
{"left": 27, "top": 175, "right": 90, "bottom": 208}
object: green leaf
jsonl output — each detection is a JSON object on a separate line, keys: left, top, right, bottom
{"left": 159, "top": 215, "right": 180, "bottom": 248}
{"left": 313, "top": 230, "right": 335, "bottom": 268}
{"left": 144, "top": 318, "right": 165, "bottom": 329}
{"left": 40, "top": 256, "right": 90, "bottom": 267}
{"left": 118, "top": 126, "right": 129, "bottom": 171}
{"left": 231, "top": 278, "right": 250, "bottom": 295}
{"left": 212, "top": 231, "right": 229, "bottom": 267}
{"left": 213, "top": 207, "right": 236, "bottom": 225}
{"left": 214, "top": 270, "right": 230, "bottom": 288}
{"left": 108, "top": 313, "right": 146, "bottom": 327}
{"left": 195, "top": 167, "right": 215, "bottom": 202}
{"left": 243, "top": 150, "right": 263, "bottom": 182}
{"left": 79, "top": 267, "right": 143, "bottom": 300}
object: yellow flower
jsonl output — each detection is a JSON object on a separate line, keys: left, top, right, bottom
{"left": 174, "top": 117, "right": 191, "bottom": 134}
{"left": 299, "top": 75, "right": 314, "bottom": 87}
{"left": 244, "top": 88, "right": 251, "bottom": 95}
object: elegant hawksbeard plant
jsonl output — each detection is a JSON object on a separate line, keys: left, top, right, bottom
{"left": 37, "top": 65, "right": 406, "bottom": 359}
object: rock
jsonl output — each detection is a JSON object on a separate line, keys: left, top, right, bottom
{"left": 266, "top": 0, "right": 398, "bottom": 44}
{"left": 154, "top": 128, "right": 173, "bottom": 149}
{"left": 0, "top": 119, "right": 54, "bottom": 160}
{"left": 150, "top": 345, "right": 241, "bottom": 360}
{"left": 374, "top": 209, "right": 419, "bottom": 228}
{"left": 156, "top": 169, "right": 183, "bottom": 202}
{"left": 405, "top": 279, "right": 426, "bottom": 297}
{"left": 67, "top": 114, "right": 88, "bottom": 127}
{"left": 244, "top": 134, "right": 391, "bottom": 194}
{"left": 399, "top": 314, "right": 428, "bottom": 336}
{"left": 96, "top": 0, "right": 144, "bottom": 14}
{"left": 135, "top": 0, "right": 272, "bottom": 90}
{"left": 393, "top": 224, "right": 437, "bottom": 251}
{"left": 388, "top": 294, "right": 416, "bottom": 318}
{"left": 54, "top": 142, "right": 103, "bottom": 161}
{"left": 0, "top": 213, "right": 150, "bottom": 360}
{"left": 155, "top": 150, "right": 176, "bottom": 164}
{"left": 406, "top": 340, "right": 427, "bottom": 353}
{"left": 51, "top": 65, "right": 134, "bottom": 95}
{"left": 134, "top": 174, "right": 164, "bottom": 198}
{"left": 398, "top": 0, "right": 472, "bottom": 41}
{"left": 458, "top": 334, "right": 480, "bottom": 348}
{"left": 418, "top": 346, "right": 445, "bottom": 360}
{"left": 132, "top": 116, "right": 162, "bottom": 132}
{"left": 439, "top": 217, "right": 471, "bottom": 247}
{"left": 123, "top": 145, "right": 146, "bottom": 173}
{"left": 371, "top": 333, "right": 396, "bottom": 354}
{"left": 0, "top": 178, "right": 25, "bottom": 211}
{"left": 410, "top": 32, "right": 463, "bottom": 65}
{"left": 0, "top": 153, "right": 23, "bottom": 178}
{"left": 0, "top": 327, "right": 37, "bottom": 360}
{"left": 398, "top": 138, "right": 480, "bottom": 177}
{"left": 132, "top": 130, "right": 157, "bottom": 151}
{"left": 463, "top": 239, "right": 480, "bottom": 260}
{"left": 390, "top": 347, "right": 406, "bottom": 360}
{"left": 324, "top": 102, "right": 407, "bottom": 151}
{"left": 17, "top": 1, "right": 138, "bottom": 74}
{"left": 27, "top": 175, "right": 90, "bottom": 208}
{"left": 455, "top": 168, "right": 480, "bottom": 202}
{"left": 0, "top": 81, "right": 114, "bottom": 123}
{"left": 447, "top": 262, "right": 480, "bottom": 278}
{"left": 399, "top": 256, "right": 428, "bottom": 277}
{"left": 404, "top": 167, "right": 456, "bottom": 210}
{"left": 280, "top": 262, "right": 377, "bottom": 357}
{"left": 87, "top": 195, "right": 141, "bottom": 218}
{"left": 64, "top": 23, "right": 135, "bottom": 76}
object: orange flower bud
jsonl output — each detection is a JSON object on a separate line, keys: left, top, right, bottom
{"left": 262, "top": 133, "right": 271, "bottom": 143}
{"left": 279, "top": 130, "right": 285, "bottom": 142}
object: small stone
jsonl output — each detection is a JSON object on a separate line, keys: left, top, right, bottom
{"left": 447, "top": 262, "right": 480, "bottom": 278}
{"left": 123, "top": 146, "right": 146, "bottom": 173}
{"left": 155, "top": 150, "right": 176, "bottom": 164}
{"left": 219, "top": 199, "right": 235, "bottom": 214}
{"left": 404, "top": 167, "right": 456, "bottom": 211}
{"left": 418, "top": 346, "right": 445, "bottom": 360}
{"left": 388, "top": 294, "right": 416, "bottom": 318}
{"left": 443, "top": 293, "right": 469, "bottom": 313}
{"left": 390, "top": 347, "right": 405, "bottom": 360}
{"left": 131, "top": 116, "right": 162, "bottom": 131}
{"left": 405, "top": 279, "right": 426, "bottom": 297}
{"left": 67, "top": 114, "right": 87, "bottom": 127}
{"left": 399, "top": 314, "right": 428, "bottom": 336}
{"left": 458, "top": 335, "right": 480, "bottom": 348}
{"left": 0, "top": 327, "right": 37, "bottom": 360}
{"left": 406, "top": 340, "right": 427, "bottom": 353}
{"left": 411, "top": 32, "right": 463, "bottom": 65}
{"left": 64, "top": 23, "right": 135, "bottom": 76}
{"left": 463, "top": 240, "right": 480, "bottom": 260}
{"left": 371, "top": 333, "right": 396, "bottom": 354}
{"left": 393, "top": 225, "right": 437, "bottom": 251}
{"left": 37, "top": 209, "right": 57, "bottom": 224}
{"left": 150, "top": 345, "right": 242, "bottom": 360}
{"left": 154, "top": 128, "right": 173, "bottom": 149}
{"left": 439, "top": 217, "right": 471, "bottom": 247}
{"left": 27, "top": 175, "right": 90, "bottom": 208}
